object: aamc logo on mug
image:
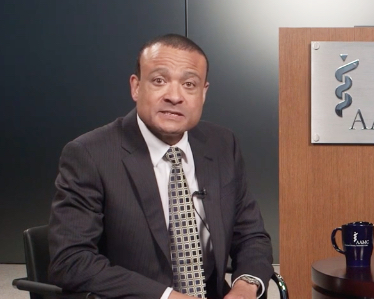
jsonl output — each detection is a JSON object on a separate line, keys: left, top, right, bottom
{"left": 351, "top": 231, "right": 370, "bottom": 246}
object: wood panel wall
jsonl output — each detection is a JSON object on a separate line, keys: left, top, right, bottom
{"left": 279, "top": 28, "right": 374, "bottom": 299}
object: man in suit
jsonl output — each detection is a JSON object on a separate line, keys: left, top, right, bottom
{"left": 48, "top": 34, "right": 273, "bottom": 299}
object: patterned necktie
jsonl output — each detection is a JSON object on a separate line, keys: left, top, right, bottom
{"left": 165, "top": 147, "right": 206, "bottom": 298}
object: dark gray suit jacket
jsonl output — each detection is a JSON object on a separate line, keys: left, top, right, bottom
{"left": 48, "top": 109, "right": 273, "bottom": 299}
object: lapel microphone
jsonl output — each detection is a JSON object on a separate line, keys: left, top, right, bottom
{"left": 191, "top": 188, "right": 209, "bottom": 231}
{"left": 192, "top": 188, "right": 207, "bottom": 199}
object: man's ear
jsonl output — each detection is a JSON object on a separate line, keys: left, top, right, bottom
{"left": 130, "top": 74, "right": 140, "bottom": 102}
{"left": 202, "top": 81, "right": 209, "bottom": 104}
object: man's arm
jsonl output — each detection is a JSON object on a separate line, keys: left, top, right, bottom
{"left": 228, "top": 134, "right": 274, "bottom": 295}
{"left": 48, "top": 140, "right": 168, "bottom": 299}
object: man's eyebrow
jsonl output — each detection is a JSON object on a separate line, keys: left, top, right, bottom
{"left": 182, "top": 71, "right": 202, "bottom": 81}
{"left": 149, "top": 67, "right": 169, "bottom": 75}
{"left": 148, "top": 68, "right": 202, "bottom": 82}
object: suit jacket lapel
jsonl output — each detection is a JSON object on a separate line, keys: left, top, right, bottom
{"left": 120, "top": 110, "right": 171, "bottom": 265}
{"left": 189, "top": 126, "right": 227, "bottom": 282}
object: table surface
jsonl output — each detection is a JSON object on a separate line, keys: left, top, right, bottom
{"left": 312, "top": 255, "right": 374, "bottom": 297}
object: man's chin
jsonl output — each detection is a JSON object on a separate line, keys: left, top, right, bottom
{"left": 155, "top": 129, "right": 185, "bottom": 145}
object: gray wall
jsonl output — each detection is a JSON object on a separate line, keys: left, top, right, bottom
{"left": 2, "top": 0, "right": 374, "bottom": 263}
{"left": 0, "top": 0, "right": 185, "bottom": 262}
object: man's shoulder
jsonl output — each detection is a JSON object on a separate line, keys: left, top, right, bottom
{"left": 72, "top": 117, "right": 125, "bottom": 146}
{"left": 194, "top": 120, "right": 236, "bottom": 140}
{"left": 189, "top": 120, "right": 239, "bottom": 156}
{"left": 70, "top": 109, "right": 137, "bottom": 147}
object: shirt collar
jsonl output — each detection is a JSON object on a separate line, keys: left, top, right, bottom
{"left": 137, "top": 114, "right": 189, "bottom": 167}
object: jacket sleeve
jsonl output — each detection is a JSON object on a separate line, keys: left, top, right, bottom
{"left": 48, "top": 140, "right": 167, "bottom": 299}
{"left": 228, "top": 134, "right": 274, "bottom": 289}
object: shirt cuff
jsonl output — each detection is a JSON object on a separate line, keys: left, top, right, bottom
{"left": 232, "top": 274, "right": 265, "bottom": 298}
{"left": 161, "top": 287, "right": 173, "bottom": 299}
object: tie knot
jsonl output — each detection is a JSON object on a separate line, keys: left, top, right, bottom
{"left": 165, "top": 147, "right": 182, "bottom": 165}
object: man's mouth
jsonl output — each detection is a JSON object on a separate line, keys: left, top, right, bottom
{"left": 161, "top": 110, "right": 184, "bottom": 117}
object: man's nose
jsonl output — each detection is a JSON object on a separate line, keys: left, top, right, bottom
{"left": 164, "top": 82, "right": 183, "bottom": 104}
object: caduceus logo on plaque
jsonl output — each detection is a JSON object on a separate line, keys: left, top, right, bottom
{"left": 334, "top": 55, "right": 359, "bottom": 117}
{"left": 311, "top": 41, "right": 374, "bottom": 143}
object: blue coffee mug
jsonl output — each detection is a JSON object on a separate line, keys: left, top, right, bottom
{"left": 331, "top": 221, "right": 373, "bottom": 267}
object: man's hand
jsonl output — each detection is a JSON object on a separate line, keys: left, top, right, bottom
{"left": 223, "top": 280, "right": 258, "bottom": 299}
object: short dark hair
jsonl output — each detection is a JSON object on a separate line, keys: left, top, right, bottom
{"left": 135, "top": 33, "right": 209, "bottom": 80}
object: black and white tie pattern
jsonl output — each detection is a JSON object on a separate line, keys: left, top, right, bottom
{"left": 165, "top": 147, "right": 206, "bottom": 298}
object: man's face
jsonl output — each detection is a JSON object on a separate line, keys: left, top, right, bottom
{"left": 130, "top": 44, "right": 209, "bottom": 145}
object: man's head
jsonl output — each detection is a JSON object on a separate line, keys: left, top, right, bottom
{"left": 134, "top": 34, "right": 209, "bottom": 81}
{"left": 130, "top": 34, "right": 210, "bottom": 145}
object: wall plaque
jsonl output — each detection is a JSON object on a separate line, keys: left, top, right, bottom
{"left": 311, "top": 41, "right": 374, "bottom": 144}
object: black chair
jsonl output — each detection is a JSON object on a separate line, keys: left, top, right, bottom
{"left": 12, "top": 225, "right": 100, "bottom": 299}
{"left": 13, "top": 225, "right": 288, "bottom": 299}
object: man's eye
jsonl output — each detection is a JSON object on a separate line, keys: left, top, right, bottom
{"left": 184, "top": 82, "right": 195, "bottom": 88}
{"left": 153, "top": 78, "right": 165, "bottom": 85}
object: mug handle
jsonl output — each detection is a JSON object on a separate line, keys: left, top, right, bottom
{"left": 331, "top": 227, "right": 345, "bottom": 254}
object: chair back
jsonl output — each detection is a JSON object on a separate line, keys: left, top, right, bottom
{"left": 16, "top": 225, "right": 98, "bottom": 299}
{"left": 23, "top": 225, "right": 50, "bottom": 299}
